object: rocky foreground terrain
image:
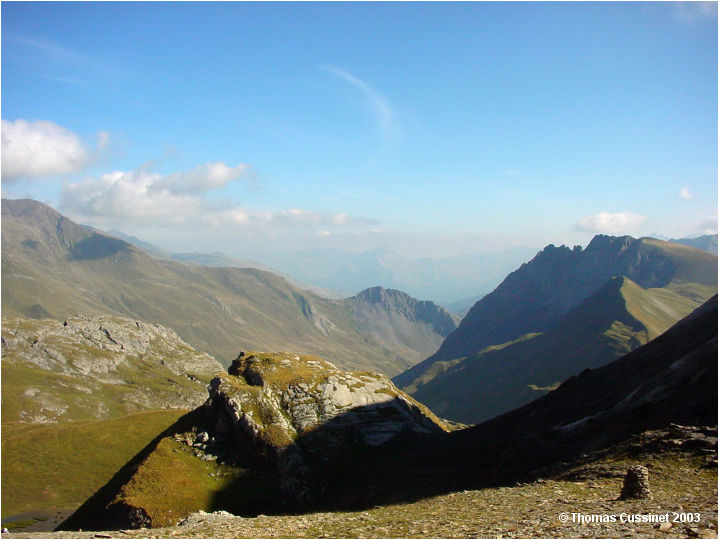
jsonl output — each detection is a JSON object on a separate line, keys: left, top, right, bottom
{"left": 57, "top": 352, "right": 449, "bottom": 531}
{"left": 5, "top": 426, "right": 717, "bottom": 539}
{"left": 4, "top": 297, "right": 716, "bottom": 538}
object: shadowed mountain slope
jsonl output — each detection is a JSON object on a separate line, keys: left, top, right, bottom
{"left": 470, "top": 294, "right": 717, "bottom": 449}
{"left": 2, "top": 199, "right": 451, "bottom": 376}
{"left": 321, "top": 294, "right": 718, "bottom": 508}
{"left": 402, "top": 276, "right": 708, "bottom": 424}
{"left": 395, "top": 234, "right": 716, "bottom": 391}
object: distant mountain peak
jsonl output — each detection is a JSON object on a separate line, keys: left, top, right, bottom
{"left": 350, "top": 286, "right": 460, "bottom": 339}
{"left": 352, "top": 285, "right": 411, "bottom": 303}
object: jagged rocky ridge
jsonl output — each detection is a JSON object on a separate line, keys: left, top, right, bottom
{"left": 398, "top": 275, "right": 709, "bottom": 424}
{"left": 394, "top": 235, "right": 717, "bottom": 423}
{"left": 60, "top": 352, "right": 448, "bottom": 530}
{"left": 399, "top": 234, "right": 717, "bottom": 384}
{"left": 1, "top": 315, "right": 223, "bottom": 422}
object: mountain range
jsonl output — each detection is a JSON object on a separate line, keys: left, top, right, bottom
{"left": 1, "top": 199, "right": 456, "bottom": 377}
{"left": 2, "top": 197, "right": 716, "bottom": 535}
{"left": 394, "top": 234, "right": 717, "bottom": 423}
{"left": 0, "top": 198, "right": 461, "bottom": 523}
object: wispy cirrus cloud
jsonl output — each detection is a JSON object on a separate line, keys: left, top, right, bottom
{"left": 574, "top": 211, "right": 647, "bottom": 234}
{"left": 679, "top": 186, "right": 693, "bottom": 200}
{"left": 323, "top": 66, "right": 400, "bottom": 141}
{"left": 1, "top": 119, "right": 98, "bottom": 181}
{"left": 5, "top": 33, "right": 118, "bottom": 86}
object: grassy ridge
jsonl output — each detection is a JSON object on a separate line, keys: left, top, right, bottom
{"left": 1, "top": 410, "right": 186, "bottom": 517}
{"left": 403, "top": 276, "right": 709, "bottom": 424}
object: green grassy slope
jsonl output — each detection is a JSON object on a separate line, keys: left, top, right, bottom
{"left": 403, "top": 276, "right": 710, "bottom": 424}
{"left": 2, "top": 199, "right": 437, "bottom": 376}
{"left": 1, "top": 315, "right": 223, "bottom": 520}
{"left": 1, "top": 410, "right": 186, "bottom": 517}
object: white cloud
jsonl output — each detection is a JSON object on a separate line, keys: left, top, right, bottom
{"left": 2, "top": 119, "right": 90, "bottom": 181}
{"left": 574, "top": 212, "right": 647, "bottom": 234}
{"left": 154, "top": 162, "right": 250, "bottom": 194}
{"left": 61, "top": 169, "right": 204, "bottom": 226}
{"left": 60, "top": 163, "right": 376, "bottom": 234}
{"left": 679, "top": 186, "right": 692, "bottom": 200}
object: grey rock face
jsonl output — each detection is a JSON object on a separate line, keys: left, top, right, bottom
{"left": 619, "top": 465, "right": 652, "bottom": 500}
{"left": 206, "top": 351, "right": 448, "bottom": 500}
{"left": 2, "top": 315, "right": 224, "bottom": 421}
{"left": 350, "top": 287, "right": 459, "bottom": 337}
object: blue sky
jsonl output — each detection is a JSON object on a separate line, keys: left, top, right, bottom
{"left": 2, "top": 1, "right": 717, "bottom": 258}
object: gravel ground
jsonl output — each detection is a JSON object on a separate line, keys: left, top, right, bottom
{"left": 4, "top": 452, "right": 716, "bottom": 539}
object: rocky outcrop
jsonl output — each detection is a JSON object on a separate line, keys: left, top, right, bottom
{"left": 1, "top": 315, "right": 223, "bottom": 422}
{"left": 206, "top": 351, "right": 448, "bottom": 500}
{"left": 60, "top": 351, "right": 449, "bottom": 530}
